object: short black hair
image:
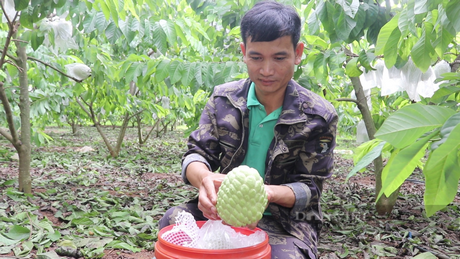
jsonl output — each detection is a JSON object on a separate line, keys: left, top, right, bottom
{"left": 240, "top": 1, "right": 301, "bottom": 49}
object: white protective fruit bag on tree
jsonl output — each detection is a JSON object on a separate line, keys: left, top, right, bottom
{"left": 400, "top": 58, "right": 423, "bottom": 101}
{"left": 380, "top": 66, "right": 404, "bottom": 96}
{"left": 417, "top": 67, "right": 438, "bottom": 98}
{"left": 40, "top": 15, "right": 78, "bottom": 54}
{"left": 2, "top": 0, "right": 16, "bottom": 22}
{"left": 65, "top": 63, "right": 92, "bottom": 81}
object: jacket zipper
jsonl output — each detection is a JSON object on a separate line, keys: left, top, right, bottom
{"left": 221, "top": 96, "right": 246, "bottom": 174}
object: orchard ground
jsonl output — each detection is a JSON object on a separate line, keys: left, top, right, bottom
{"left": 0, "top": 126, "right": 459, "bottom": 259}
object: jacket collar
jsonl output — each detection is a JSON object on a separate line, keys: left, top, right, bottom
{"left": 215, "top": 78, "right": 308, "bottom": 124}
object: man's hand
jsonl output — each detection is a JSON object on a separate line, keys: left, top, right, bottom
{"left": 185, "top": 162, "right": 226, "bottom": 220}
{"left": 241, "top": 185, "right": 273, "bottom": 229}
{"left": 197, "top": 173, "right": 225, "bottom": 220}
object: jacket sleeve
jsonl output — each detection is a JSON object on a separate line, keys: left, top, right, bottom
{"left": 276, "top": 112, "right": 338, "bottom": 222}
{"left": 181, "top": 93, "right": 222, "bottom": 184}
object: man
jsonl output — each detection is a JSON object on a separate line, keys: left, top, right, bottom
{"left": 159, "top": 1, "right": 338, "bottom": 258}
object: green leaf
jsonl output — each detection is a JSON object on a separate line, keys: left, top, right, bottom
{"left": 95, "top": 12, "right": 109, "bottom": 32}
{"left": 144, "top": 59, "right": 158, "bottom": 79}
{"left": 181, "top": 63, "right": 196, "bottom": 87}
{"left": 304, "top": 35, "right": 328, "bottom": 49}
{"left": 30, "top": 30, "right": 44, "bottom": 51}
{"left": 411, "top": 22, "right": 436, "bottom": 72}
{"left": 152, "top": 21, "right": 168, "bottom": 54}
{"left": 336, "top": 0, "right": 359, "bottom": 18}
{"left": 347, "top": 5, "right": 366, "bottom": 42}
{"left": 358, "top": 50, "right": 375, "bottom": 71}
{"left": 433, "top": 28, "right": 454, "bottom": 59}
{"left": 398, "top": 8, "right": 410, "bottom": 36}
{"left": 375, "top": 104, "right": 455, "bottom": 149}
{"left": 71, "top": 218, "right": 94, "bottom": 226}
{"left": 430, "top": 85, "right": 460, "bottom": 103}
{"left": 159, "top": 20, "right": 176, "bottom": 47}
{"left": 36, "top": 250, "right": 61, "bottom": 259}
{"left": 125, "top": 62, "right": 143, "bottom": 83}
{"left": 347, "top": 141, "right": 386, "bottom": 181}
{"left": 194, "top": 63, "right": 203, "bottom": 86}
{"left": 169, "top": 60, "right": 183, "bottom": 85}
{"left": 412, "top": 252, "right": 438, "bottom": 259}
{"left": 414, "top": 0, "right": 428, "bottom": 14}
{"left": 375, "top": 14, "right": 400, "bottom": 56}
{"left": 307, "top": 10, "right": 320, "bottom": 35}
{"left": 431, "top": 113, "right": 460, "bottom": 150}
{"left": 424, "top": 123, "right": 460, "bottom": 217}
{"left": 107, "top": 0, "right": 120, "bottom": 27}
{"left": 445, "top": 0, "right": 460, "bottom": 32}
{"left": 3, "top": 225, "right": 30, "bottom": 241}
{"left": 119, "top": 16, "right": 138, "bottom": 43}
{"left": 99, "top": 0, "right": 111, "bottom": 20}
{"left": 47, "top": 231, "right": 61, "bottom": 242}
{"left": 0, "top": 234, "right": 20, "bottom": 245}
{"left": 378, "top": 130, "right": 436, "bottom": 200}
{"left": 155, "top": 59, "right": 170, "bottom": 83}
{"left": 14, "top": 0, "right": 29, "bottom": 11}
{"left": 82, "top": 11, "right": 98, "bottom": 33}
{"left": 335, "top": 10, "right": 357, "bottom": 41}
{"left": 107, "top": 240, "right": 141, "bottom": 252}
{"left": 383, "top": 25, "right": 401, "bottom": 69}
{"left": 105, "top": 22, "right": 123, "bottom": 45}
{"left": 345, "top": 57, "right": 362, "bottom": 77}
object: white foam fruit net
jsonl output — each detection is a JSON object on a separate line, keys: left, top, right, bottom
{"left": 161, "top": 211, "right": 265, "bottom": 249}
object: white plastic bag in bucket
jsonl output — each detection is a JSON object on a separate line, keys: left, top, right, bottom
{"left": 161, "top": 211, "right": 266, "bottom": 249}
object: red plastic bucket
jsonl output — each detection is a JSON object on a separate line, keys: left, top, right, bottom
{"left": 155, "top": 221, "right": 271, "bottom": 259}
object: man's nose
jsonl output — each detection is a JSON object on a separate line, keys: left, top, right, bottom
{"left": 260, "top": 60, "right": 274, "bottom": 76}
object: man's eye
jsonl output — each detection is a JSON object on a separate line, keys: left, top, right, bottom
{"left": 275, "top": 57, "right": 286, "bottom": 60}
{"left": 251, "top": 57, "right": 261, "bottom": 61}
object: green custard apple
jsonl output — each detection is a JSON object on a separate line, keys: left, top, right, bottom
{"left": 216, "top": 165, "right": 268, "bottom": 227}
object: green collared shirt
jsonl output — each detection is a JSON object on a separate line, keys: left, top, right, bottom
{"left": 242, "top": 83, "right": 282, "bottom": 216}
{"left": 242, "top": 83, "right": 282, "bottom": 179}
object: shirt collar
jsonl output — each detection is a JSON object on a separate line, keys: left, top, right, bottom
{"left": 247, "top": 82, "right": 261, "bottom": 107}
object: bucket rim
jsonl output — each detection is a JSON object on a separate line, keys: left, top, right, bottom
{"left": 157, "top": 220, "right": 269, "bottom": 253}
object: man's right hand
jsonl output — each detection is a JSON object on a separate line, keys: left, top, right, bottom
{"left": 198, "top": 173, "right": 225, "bottom": 220}
{"left": 185, "top": 162, "right": 225, "bottom": 220}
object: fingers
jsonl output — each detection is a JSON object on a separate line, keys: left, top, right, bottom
{"left": 242, "top": 220, "right": 259, "bottom": 230}
{"left": 198, "top": 174, "right": 225, "bottom": 220}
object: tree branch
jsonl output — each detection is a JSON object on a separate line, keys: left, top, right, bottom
{"left": 0, "top": 15, "right": 19, "bottom": 71}
{"left": 451, "top": 55, "right": 460, "bottom": 72}
{"left": 335, "top": 98, "right": 359, "bottom": 105}
{"left": 0, "top": 49, "right": 19, "bottom": 63}
{"left": 75, "top": 96, "right": 91, "bottom": 118}
{"left": 0, "top": 0, "right": 19, "bottom": 29}
{"left": 6, "top": 59, "right": 23, "bottom": 72}
{"left": 0, "top": 127, "right": 14, "bottom": 143}
{"left": 1, "top": 50, "right": 87, "bottom": 83}
{"left": 27, "top": 56, "right": 85, "bottom": 83}
{"left": 0, "top": 81, "right": 20, "bottom": 146}
{"left": 127, "top": 109, "right": 145, "bottom": 121}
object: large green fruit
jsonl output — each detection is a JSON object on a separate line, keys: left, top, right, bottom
{"left": 216, "top": 165, "right": 268, "bottom": 227}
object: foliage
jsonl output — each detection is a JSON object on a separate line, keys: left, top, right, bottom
{"left": 1, "top": 127, "right": 459, "bottom": 258}
{"left": 0, "top": 127, "right": 196, "bottom": 258}
{"left": 349, "top": 72, "right": 460, "bottom": 217}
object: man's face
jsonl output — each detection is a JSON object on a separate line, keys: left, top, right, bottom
{"left": 241, "top": 35, "right": 304, "bottom": 99}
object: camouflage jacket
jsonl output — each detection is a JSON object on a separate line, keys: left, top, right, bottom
{"left": 182, "top": 78, "right": 338, "bottom": 256}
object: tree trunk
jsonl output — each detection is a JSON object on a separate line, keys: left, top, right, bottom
{"left": 451, "top": 54, "right": 460, "bottom": 72}
{"left": 16, "top": 41, "right": 32, "bottom": 194}
{"left": 350, "top": 76, "right": 400, "bottom": 215}
{"left": 136, "top": 115, "right": 143, "bottom": 144}
{"left": 114, "top": 112, "right": 130, "bottom": 155}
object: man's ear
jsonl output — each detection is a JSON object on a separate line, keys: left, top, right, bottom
{"left": 294, "top": 42, "right": 304, "bottom": 65}
{"left": 240, "top": 43, "right": 247, "bottom": 63}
